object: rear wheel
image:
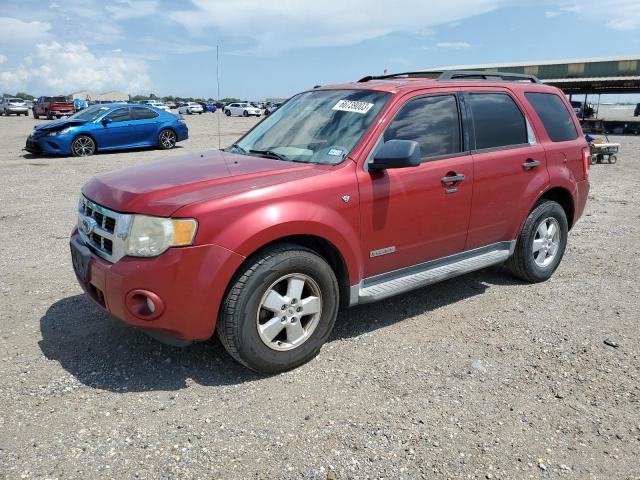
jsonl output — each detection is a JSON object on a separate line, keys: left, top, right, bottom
{"left": 225, "top": 109, "right": 231, "bottom": 116}
{"left": 71, "top": 135, "right": 96, "bottom": 157}
{"left": 505, "top": 200, "right": 568, "bottom": 283}
{"left": 217, "top": 244, "right": 339, "bottom": 374}
{"left": 158, "top": 129, "right": 177, "bottom": 150}
{"left": 608, "top": 155, "right": 617, "bottom": 164}
{"left": 243, "top": 110, "right": 249, "bottom": 117}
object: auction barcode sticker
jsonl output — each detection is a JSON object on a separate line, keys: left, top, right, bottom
{"left": 332, "top": 99, "right": 374, "bottom": 114}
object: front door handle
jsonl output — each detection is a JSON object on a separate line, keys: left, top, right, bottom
{"left": 441, "top": 173, "right": 465, "bottom": 184}
{"left": 441, "top": 172, "right": 465, "bottom": 194}
{"left": 522, "top": 158, "right": 541, "bottom": 170}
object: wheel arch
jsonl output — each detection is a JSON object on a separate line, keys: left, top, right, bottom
{"left": 226, "top": 234, "right": 352, "bottom": 310}
{"left": 536, "top": 186, "right": 575, "bottom": 230}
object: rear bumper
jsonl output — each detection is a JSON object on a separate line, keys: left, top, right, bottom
{"left": 5, "top": 107, "right": 28, "bottom": 114}
{"left": 574, "top": 179, "right": 590, "bottom": 224}
{"left": 71, "top": 230, "right": 245, "bottom": 341}
{"left": 174, "top": 123, "right": 189, "bottom": 141}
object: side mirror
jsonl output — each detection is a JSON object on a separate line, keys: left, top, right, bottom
{"left": 101, "top": 117, "right": 112, "bottom": 126}
{"left": 369, "top": 139, "right": 421, "bottom": 171}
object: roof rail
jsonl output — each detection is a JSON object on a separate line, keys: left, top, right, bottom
{"left": 357, "top": 70, "right": 540, "bottom": 83}
{"left": 437, "top": 70, "right": 541, "bottom": 83}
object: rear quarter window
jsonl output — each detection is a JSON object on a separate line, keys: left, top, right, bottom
{"left": 525, "top": 92, "right": 578, "bottom": 142}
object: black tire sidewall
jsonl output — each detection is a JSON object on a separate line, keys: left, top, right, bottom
{"left": 519, "top": 201, "right": 568, "bottom": 282}
{"left": 227, "top": 250, "right": 339, "bottom": 373}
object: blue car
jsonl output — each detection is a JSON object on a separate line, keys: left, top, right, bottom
{"left": 25, "top": 103, "right": 188, "bottom": 157}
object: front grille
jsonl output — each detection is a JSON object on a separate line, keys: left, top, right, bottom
{"left": 78, "top": 196, "right": 130, "bottom": 262}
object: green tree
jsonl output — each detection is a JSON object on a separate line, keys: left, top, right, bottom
{"left": 15, "top": 92, "right": 35, "bottom": 100}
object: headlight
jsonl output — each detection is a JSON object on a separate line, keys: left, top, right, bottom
{"left": 125, "top": 215, "right": 198, "bottom": 257}
{"left": 47, "top": 128, "right": 71, "bottom": 137}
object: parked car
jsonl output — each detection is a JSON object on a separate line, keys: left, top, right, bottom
{"left": 144, "top": 100, "right": 170, "bottom": 112}
{"left": 1, "top": 97, "right": 29, "bottom": 116}
{"left": 70, "top": 71, "right": 589, "bottom": 373}
{"left": 178, "top": 102, "right": 204, "bottom": 115}
{"left": 199, "top": 101, "right": 217, "bottom": 113}
{"left": 26, "top": 104, "right": 187, "bottom": 157}
{"left": 33, "top": 96, "right": 75, "bottom": 119}
{"left": 634, "top": 103, "right": 640, "bottom": 117}
{"left": 264, "top": 102, "right": 281, "bottom": 116}
{"left": 165, "top": 101, "right": 177, "bottom": 109}
{"left": 570, "top": 101, "right": 594, "bottom": 118}
{"left": 73, "top": 98, "right": 88, "bottom": 112}
{"left": 223, "top": 102, "right": 261, "bottom": 117}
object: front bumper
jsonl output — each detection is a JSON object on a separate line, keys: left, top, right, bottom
{"left": 70, "top": 230, "right": 245, "bottom": 341}
{"left": 25, "top": 134, "right": 72, "bottom": 155}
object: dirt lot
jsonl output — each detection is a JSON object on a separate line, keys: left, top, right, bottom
{"left": 0, "top": 113, "right": 639, "bottom": 479}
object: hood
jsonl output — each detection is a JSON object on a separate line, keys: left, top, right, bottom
{"left": 34, "top": 118, "right": 87, "bottom": 132}
{"left": 83, "top": 150, "right": 332, "bottom": 216}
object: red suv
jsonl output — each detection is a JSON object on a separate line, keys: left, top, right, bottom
{"left": 70, "top": 71, "right": 590, "bottom": 373}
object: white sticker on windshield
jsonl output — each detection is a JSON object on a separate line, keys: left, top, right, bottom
{"left": 332, "top": 99, "right": 374, "bottom": 114}
{"left": 327, "top": 148, "right": 343, "bottom": 157}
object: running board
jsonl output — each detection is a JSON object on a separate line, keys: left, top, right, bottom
{"left": 350, "top": 241, "right": 515, "bottom": 305}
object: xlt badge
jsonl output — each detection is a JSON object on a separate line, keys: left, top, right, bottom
{"left": 370, "top": 246, "right": 396, "bottom": 258}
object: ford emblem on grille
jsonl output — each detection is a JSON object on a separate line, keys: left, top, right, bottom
{"left": 81, "top": 217, "right": 98, "bottom": 236}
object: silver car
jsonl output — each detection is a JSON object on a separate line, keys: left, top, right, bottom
{"left": 1, "top": 97, "right": 29, "bottom": 116}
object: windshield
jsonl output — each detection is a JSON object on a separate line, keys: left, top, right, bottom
{"left": 9, "top": 98, "right": 23, "bottom": 103}
{"left": 69, "top": 105, "right": 111, "bottom": 121}
{"left": 230, "top": 89, "right": 390, "bottom": 165}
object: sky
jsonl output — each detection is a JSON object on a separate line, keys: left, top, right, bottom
{"left": 1, "top": 0, "right": 639, "bottom": 101}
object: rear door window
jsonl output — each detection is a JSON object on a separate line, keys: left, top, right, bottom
{"left": 525, "top": 93, "right": 578, "bottom": 142}
{"left": 132, "top": 106, "right": 159, "bottom": 120}
{"left": 383, "top": 94, "right": 461, "bottom": 160}
{"left": 468, "top": 93, "right": 528, "bottom": 150}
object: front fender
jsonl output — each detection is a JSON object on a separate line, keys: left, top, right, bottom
{"left": 187, "top": 198, "right": 362, "bottom": 286}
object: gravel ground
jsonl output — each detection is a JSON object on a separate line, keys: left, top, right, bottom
{"left": 0, "top": 113, "right": 639, "bottom": 479}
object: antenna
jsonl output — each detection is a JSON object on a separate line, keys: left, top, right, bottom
{"left": 216, "top": 45, "right": 221, "bottom": 150}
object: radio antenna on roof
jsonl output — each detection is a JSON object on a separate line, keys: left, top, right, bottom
{"left": 216, "top": 45, "right": 221, "bottom": 150}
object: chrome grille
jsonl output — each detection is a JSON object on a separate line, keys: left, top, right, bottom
{"left": 78, "top": 196, "right": 131, "bottom": 263}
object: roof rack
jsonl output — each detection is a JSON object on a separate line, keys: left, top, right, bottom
{"left": 357, "top": 70, "right": 540, "bottom": 84}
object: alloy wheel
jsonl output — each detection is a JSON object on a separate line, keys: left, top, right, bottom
{"left": 160, "top": 130, "right": 176, "bottom": 149}
{"left": 73, "top": 137, "right": 95, "bottom": 156}
{"left": 532, "top": 217, "right": 561, "bottom": 267}
{"left": 256, "top": 273, "right": 323, "bottom": 351}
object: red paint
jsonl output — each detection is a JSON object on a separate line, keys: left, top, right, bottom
{"left": 75, "top": 78, "right": 589, "bottom": 341}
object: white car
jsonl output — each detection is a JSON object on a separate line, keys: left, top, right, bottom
{"left": 144, "top": 100, "right": 170, "bottom": 112}
{"left": 224, "top": 102, "right": 261, "bottom": 117}
{"left": 178, "top": 102, "right": 204, "bottom": 115}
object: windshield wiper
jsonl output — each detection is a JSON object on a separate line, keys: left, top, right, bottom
{"left": 226, "top": 143, "right": 247, "bottom": 154}
{"left": 249, "top": 149, "right": 289, "bottom": 161}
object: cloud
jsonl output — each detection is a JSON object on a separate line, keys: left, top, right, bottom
{"left": 436, "top": 41, "right": 472, "bottom": 49}
{"left": 0, "top": 17, "right": 51, "bottom": 46}
{"left": 171, "top": 0, "right": 504, "bottom": 51}
{"left": 105, "top": 0, "right": 158, "bottom": 21}
{"left": 0, "top": 54, "right": 6, "bottom": 64}
{"left": 0, "top": 42, "right": 151, "bottom": 94}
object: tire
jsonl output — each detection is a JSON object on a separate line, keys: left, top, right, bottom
{"left": 590, "top": 155, "right": 597, "bottom": 165}
{"left": 505, "top": 200, "right": 568, "bottom": 283}
{"left": 71, "top": 135, "right": 96, "bottom": 157}
{"left": 243, "top": 110, "right": 248, "bottom": 117}
{"left": 158, "top": 128, "right": 177, "bottom": 150}
{"left": 225, "top": 110, "right": 231, "bottom": 116}
{"left": 608, "top": 155, "right": 617, "bottom": 164}
{"left": 46, "top": 110, "right": 52, "bottom": 120}
{"left": 33, "top": 110, "right": 39, "bottom": 119}
{"left": 217, "top": 244, "right": 339, "bottom": 374}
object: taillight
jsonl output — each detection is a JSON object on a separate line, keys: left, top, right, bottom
{"left": 582, "top": 147, "right": 590, "bottom": 181}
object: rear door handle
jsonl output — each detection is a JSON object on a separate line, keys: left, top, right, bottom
{"left": 522, "top": 158, "right": 541, "bottom": 170}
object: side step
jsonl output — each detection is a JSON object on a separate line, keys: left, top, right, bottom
{"left": 352, "top": 241, "right": 515, "bottom": 305}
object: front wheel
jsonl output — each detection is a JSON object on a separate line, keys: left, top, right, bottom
{"left": 225, "top": 110, "right": 231, "bottom": 116}
{"left": 158, "top": 129, "right": 177, "bottom": 149}
{"left": 71, "top": 135, "right": 96, "bottom": 157}
{"left": 217, "top": 244, "right": 339, "bottom": 374}
{"left": 505, "top": 200, "right": 568, "bottom": 283}
{"left": 242, "top": 110, "right": 248, "bottom": 117}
